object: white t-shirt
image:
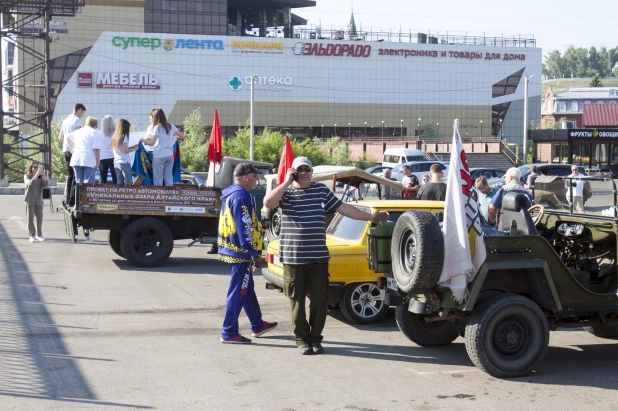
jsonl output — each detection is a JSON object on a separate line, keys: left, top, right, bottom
{"left": 152, "top": 124, "right": 175, "bottom": 158}
{"left": 95, "top": 130, "right": 114, "bottom": 160}
{"left": 146, "top": 124, "right": 177, "bottom": 153}
{"left": 113, "top": 135, "right": 132, "bottom": 164}
{"left": 61, "top": 114, "right": 82, "bottom": 153}
{"left": 68, "top": 126, "right": 99, "bottom": 167}
{"left": 567, "top": 173, "right": 585, "bottom": 197}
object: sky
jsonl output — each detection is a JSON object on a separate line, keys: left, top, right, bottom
{"left": 298, "top": 0, "right": 617, "bottom": 56}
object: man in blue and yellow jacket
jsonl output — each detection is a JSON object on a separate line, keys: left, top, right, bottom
{"left": 218, "top": 163, "right": 277, "bottom": 344}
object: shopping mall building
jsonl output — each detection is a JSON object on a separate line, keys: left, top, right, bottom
{"left": 4, "top": 0, "right": 542, "bottom": 144}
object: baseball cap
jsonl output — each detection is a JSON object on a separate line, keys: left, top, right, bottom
{"left": 292, "top": 156, "right": 312, "bottom": 169}
{"left": 234, "top": 163, "right": 263, "bottom": 177}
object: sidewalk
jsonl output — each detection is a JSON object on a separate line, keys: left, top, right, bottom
{"left": 0, "top": 183, "right": 65, "bottom": 195}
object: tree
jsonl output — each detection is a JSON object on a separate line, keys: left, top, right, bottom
{"left": 180, "top": 108, "right": 209, "bottom": 172}
{"left": 419, "top": 124, "right": 437, "bottom": 139}
{"left": 590, "top": 74, "right": 604, "bottom": 87}
{"left": 50, "top": 120, "right": 66, "bottom": 181}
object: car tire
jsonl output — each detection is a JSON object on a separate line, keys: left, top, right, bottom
{"left": 391, "top": 210, "right": 444, "bottom": 294}
{"left": 108, "top": 229, "right": 124, "bottom": 258}
{"left": 340, "top": 282, "right": 389, "bottom": 324}
{"left": 465, "top": 293, "right": 549, "bottom": 378}
{"left": 266, "top": 208, "right": 282, "bottom": 243}
{"left": 395, "top": 305, "right": 458, "bottom": 346}
{"left": 583, "top": 324, "right": 618, "bottom": 340}
{"left": 120, "top": 218, "right": 174, "bottom": 267}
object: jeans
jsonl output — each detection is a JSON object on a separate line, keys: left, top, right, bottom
{"left": 152, "top": 155, "right": 174, "bottom": 186}
{"left": 26, "top": 204, "right": 43, "bottom": 237}
{"left": 114, "top": 163, "right": 133, "bottom": 185}
{"left": 73, "top": 166, "right": 95, "bottom": 184}
{"left": 99, "top": 158, "right": 117, "bottom": 184}
{"left": 221, "top": 262, "right": 264, "bottom": 340}
{"left": 283, "top": 262, "right": 329, "bottom": 346}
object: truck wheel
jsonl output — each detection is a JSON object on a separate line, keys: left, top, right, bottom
{"left": 108, "top": 230, "right": 124, "bottom": 258}
{"left": 391, "top": 210, "right": 444, "bottom": 294}
{"left": 583, "top": 324, "right": 618, "bottom": 340}
{"left": 395, "top": 305, "right": 458, "bottom": 346}
{"left": 120, "top": 218, "right": 174, "bottom": 267}
{"left": 340, "top": 282, "right": 389, "bottom": 324}
{"left": 266, "top": 208, "right": 282, "bottom": 242}
{"left": 465, "top": 293, "right": 549, "bottom": 378}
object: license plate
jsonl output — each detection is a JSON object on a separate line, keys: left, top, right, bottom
{"left": 273, "top": 254, "right": 282, "bottom": 267}
{"left": 387, "top": 277, "right": 398, "bottom": 292}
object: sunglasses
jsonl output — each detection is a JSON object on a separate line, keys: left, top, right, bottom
{"left": 296, "top": 167, "right": 312, "bottom": 173}
{"left": 32, "top": 165, "right": 39, "bottom": 169}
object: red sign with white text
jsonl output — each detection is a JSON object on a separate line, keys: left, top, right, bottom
{"left": 77, "top": 72, "right": 93, "bottom": 87}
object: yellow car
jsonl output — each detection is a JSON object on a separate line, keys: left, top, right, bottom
{"left": 263, "top": 199, "right": 446, "bottom": 324}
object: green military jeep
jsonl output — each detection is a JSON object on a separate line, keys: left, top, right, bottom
{"left": 376, "top": 175, "right": 618, "bottom": 378}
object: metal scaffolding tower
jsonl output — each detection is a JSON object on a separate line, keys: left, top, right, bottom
{"left": 0, "top": 0, "right": 83, "bottom": 181}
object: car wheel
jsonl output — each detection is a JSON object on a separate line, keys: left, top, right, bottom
{"left": 395, "top": 305, "right": 458, "bottom": 346}
{"left": 266, "top": 208, "right": 282, "bottom": 243}
{"left": 583, "top": 324, "right": 618, "bottom": 340}
{"left": 108, "top": 229, "right": 124, "bottom": 258}
{"left": 465, "top": 293, "right": 549, "bottom": 378}
{"left": 120, "top": 218, "right": 174, "bottom": 267}
{"left": 340, "top": 282, "right": 389, "bottom": 324}
{"left": 391, "top": 210, "right": 444, "bottom": 294}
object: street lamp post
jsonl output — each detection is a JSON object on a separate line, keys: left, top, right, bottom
{"left": 348, "top": 122, "right": 351, "bottom": 137}
{"left": 364, "top": 121, "right": 367, "bottom": 137}
{"left": 321, "top": 124, "right": 324, "bottom": 139}
{"left": 400, "top": 119, "right": 404, "bottom": 137}
{"left": 499, "top": 118, "right": 503, "bottom": 138}
{"left": 334, "top": 123, "right": 337, "bottom": 136}
{"left": 436, "top": 122, "right": 439, "bottom": 137}
{"left": 249, "top": 74, "right": 258, "bottom": 161}
{"left": 523, "top": 74, "right": 536, "bottom": 165}
{"left": 417, "top": 118, "right": 421, "bottom": 137}
{"left": 381, "top": 120, "right": 384, "bottom": 138}
{"left": 480, "top": 120, "right": 483, "bottom": 137}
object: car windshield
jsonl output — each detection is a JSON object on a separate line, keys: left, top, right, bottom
{"left": 326, "top": 208, "right": 405, "bottom": 240}
{"left": 533, "top": 176, "right": 615, "bottom": 217}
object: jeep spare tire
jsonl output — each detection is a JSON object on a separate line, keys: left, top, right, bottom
{"left": 391, "top": 210, "right": 444, "bottom": 294}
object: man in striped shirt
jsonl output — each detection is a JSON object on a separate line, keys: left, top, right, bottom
{"left": 264, "top": 157, "right": 389, "bottom": 355}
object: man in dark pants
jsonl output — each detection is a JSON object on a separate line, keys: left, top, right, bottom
{"left": 264, "top": 157, "right": 389, "bottom": 355}
{"left": 59, "top": 103, "right": 86, "bottom": 207}
{"left": 218, "top": 163, "right": 277, "bottom": 344}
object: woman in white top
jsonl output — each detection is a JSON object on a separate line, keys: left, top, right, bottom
{"left": 69, "top": 116, "right": 100, "bottom": 184}
{"left": 141, "top": 108, "right": 185, "bottom": 186}
{"left": 96, "top": 115, "right": 117, "bottom": 184}
{"left": 111, "top": 119, "right": 139, "bottom": 185}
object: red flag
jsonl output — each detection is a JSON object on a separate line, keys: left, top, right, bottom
{"left": 277, "top": 135, "right": 295, "bottom": 185}
{"left": 207, "top": 110, "right": 223, "bottom": 164}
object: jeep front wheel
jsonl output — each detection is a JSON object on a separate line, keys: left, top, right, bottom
{"left": 465, "top": 293, "right": 549, "bottom": 378}
{"left": 395, "top": 305, "right": 458, "bottom": 346}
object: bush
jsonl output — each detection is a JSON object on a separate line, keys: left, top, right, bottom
{"left": 181, "top": 109, "right": 209, "bottom": 172}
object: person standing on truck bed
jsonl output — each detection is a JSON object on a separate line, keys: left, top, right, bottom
{"left": 264, "top": 156, "right": 389, "bottom": 355}
{"left": 141, "top": 108, "right": 185, "bottom": 186}
{"left": 96, "top": 115, "right": 117, "bottom": 184}
{"left": 112, "top": 119, "right": 139, "bottom": 185}
{"left": 218, "top": 163, "right": 278, "bottom": 344}
{"left": 58, "top": 103, "right": 86, "bottom": 207}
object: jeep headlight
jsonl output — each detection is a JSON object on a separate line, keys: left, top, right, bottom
{"left": 558, "top": 223, "right": 585, "bottom": 237}
{"left": 569, "top": 224, "right": 585, "bottom": 236}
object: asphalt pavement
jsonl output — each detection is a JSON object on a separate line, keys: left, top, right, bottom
{"left": 1, "top": 194, "right": 617, "bottom": 410}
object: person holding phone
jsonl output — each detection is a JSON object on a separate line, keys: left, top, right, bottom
{"left": 111, "top": 119, "right": 138, "bottom": 185}
{"left": 24, "top": 162, "right": 48, "bottom": 243}
{"left": 264, "top": 156, "right": 389, "bottom": 355}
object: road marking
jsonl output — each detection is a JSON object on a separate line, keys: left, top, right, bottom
{"left": 9, "top": 215, "right": 27, "bottom": 231}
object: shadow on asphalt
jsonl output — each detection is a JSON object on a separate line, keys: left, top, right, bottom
{"left": 0, "top": 222, "right": 152, "bottom": 409}
{"left": 111, "top": 256, "right": 232, "bottom": 275}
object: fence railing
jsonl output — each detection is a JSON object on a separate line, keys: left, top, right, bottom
{"left": 501, "top": 140, "right": 521, "bottom": 166}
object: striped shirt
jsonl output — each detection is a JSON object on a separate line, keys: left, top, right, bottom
{"left": 279, "top": 182, "right": 342, "bottom": 265}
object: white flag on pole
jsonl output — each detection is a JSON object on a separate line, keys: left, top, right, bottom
{"left": 439, "top": 119, "right": 486, "bottom": 302}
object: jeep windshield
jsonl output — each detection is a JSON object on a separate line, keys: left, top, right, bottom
{"left": 533, "top": 175, "right": 617, "bottom": 217}
{"left": 326, "top": 208, "right": 404, "bottom": 240}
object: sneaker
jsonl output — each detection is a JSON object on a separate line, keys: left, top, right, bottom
{"left": 85, "top": 235, "right": 94, "bottom": 242}
{"left": 29, "top": 236, "right": 35, "bottom": 243}
{"left": 220, "top": 334, "right": 252, "bottom": 344}
{"left": 35, "top": 236, "right": 45, "bottom": 242}
{"left": 298, "top": 343, "right": 313, "bottom": 355}
{"left": 312, "top": 342, "right": 324, "bottom": 355}
{"left": 252, "top": 321, "right": 278, "bottom": 338}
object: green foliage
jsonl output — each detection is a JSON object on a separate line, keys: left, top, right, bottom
{"left": 180, "top": 108, "right": 209, "bottom": 172}
{"left": 543, "top": 45, "right": 618, "bottom": 79}
{"left": 420, "top": 124, "right": 437, "bottom": 139}
{"left": 352, "top": 152, "right": 379, "bottom": 169}
{"left": 2, "top": 133, "right": 30, "bottom": 181}
{"left": 50, "top": 121, "right": 67, "bottom": 181}
{"left": 589, "top": 74, "right": 604, "bottom": 87}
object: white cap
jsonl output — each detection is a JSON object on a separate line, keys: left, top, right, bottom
{"left": 292, "top": 156, "right": 312, "bottom": 169}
